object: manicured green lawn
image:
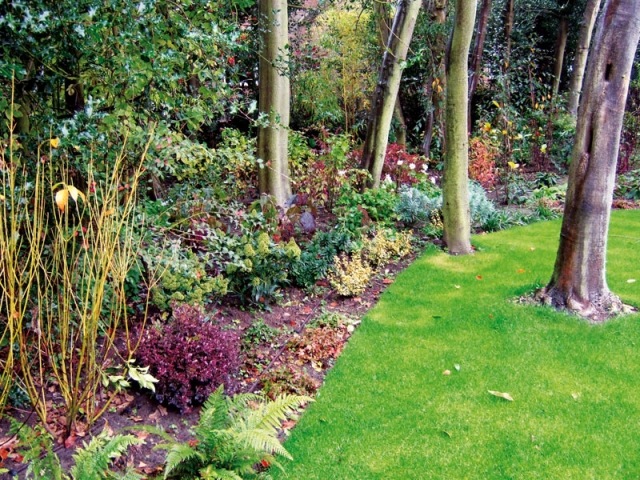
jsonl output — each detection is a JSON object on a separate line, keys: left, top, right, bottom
{"left": 277, "top": 210, "right": 640, "bottom": 479}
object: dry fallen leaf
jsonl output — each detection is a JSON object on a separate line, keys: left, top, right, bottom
{"left": 442, "top": 370, "right": 451, "bottom": 376}
{"left": 383, "top": 278, "right": 393, "bottom": 284}
{"left": 476, "top": 275, "right": 483, "bottom": 280}
{"left": 454, "top": 364, "right": 461, "bottom": 371}
{"left": 517, "top": 269, "right": 526, "bottom": 274}
{"left": 488, "top": 390, "right": 514, "bottom": 401}
{"left": 628, "top": 279, "right": 636, "bottom": 283}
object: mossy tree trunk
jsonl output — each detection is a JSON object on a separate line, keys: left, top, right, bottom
{"left": 568, "top": 0, "right": 602, "bottom": 116}
{"left": 542, "top": 0, "right": 640, "bottom": 320}
{"left": 258, "top": 0, "right": 291, "bottom": 207}
{"left": 442, "top": 0, "right": 477, "bottom": 256}
{"left": 360, "top": 0, "right": 422, "bottom": 189}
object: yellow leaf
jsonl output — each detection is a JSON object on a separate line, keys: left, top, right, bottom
{"left": 535, "top": 102, "right": 539, "bottom": 109}
{"left": 104, "top": 208, "right": 116, "bottom": 216}
{"left": 50, "top": 138, "right": 60, "bottom": 148}
{"left": 55, "top": 189, "right": 69, "bottom": 212}
{"left": 488, "top": 390, "right": 514, "bottom": 401}
{"left": 66, "top": 185, "right": 85, "bottom": 203}
{"left": 502, "top": 130, "right": 508, "bottom": 135}
{"left": 508, "top": 161, "right": 519, "bottom": 170}
{"left": 540, "top": 144, "right": 547, "bottom": 153}
{"left": 483, "top": 122, "right": 491, "bottom": 132}
{"left": 492, "top": 100, "right": 501, "bottom": 109}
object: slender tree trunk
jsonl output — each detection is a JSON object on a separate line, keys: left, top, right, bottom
{"left": 542, "top": 0, "right": 640, "bottom": 320}
{"left": 468, "top": 0, "right": 492, "bottom": 134}
{"left": 442, "top": 0, "right": 477, "bottom": 256}
{"left": 422, "top": 0, "right": 447, "bottom": 158}
{"left": 552, "top": 16, "right": 569, "bottom": 98}
{"left": 568, "top": 0, "right": 602, "bottom": 116}
{"left": 360, "top": 0, "right": 422, "bottom": 188}
{"left": 503, "top": 0, "right": 514, "bottom": 66}
{"left": 258, "top": 0, "right": 291, "bottom": 207}
{"left": 375, "top": 0, "right": 409, "bottom": 147}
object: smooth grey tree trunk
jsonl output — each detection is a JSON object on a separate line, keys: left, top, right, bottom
{"left": 567, "top": 0, "right": 602, "bottom": 116}
{"left": 542, "top": 0, "right": 640, "bottom": 320}
{"left": 442, "top": 0, "right": 477, "bottom": 256}
{"left": 258, "top": 0, "right": 291, "bottom": 207}
{"left": 360, "top": 0, "right": 422, "bottom": 189}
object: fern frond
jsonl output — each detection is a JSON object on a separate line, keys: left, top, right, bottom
{"left": 251, "top": 395, "right": 312, "bottom": 433}
{"left": 163, "top": 443, "right": 204, "bottom": 479}
{"left": 117, "top": 468, "right": 145, "bottom": 480}
{"left": 199, "top": 465, "right": 244, "bottom": 480}
{"left": 70, "top": 429, "right": 143, "bottom": 480}
{"left": 233, "top": 428, "right": 291, "bottom": 459}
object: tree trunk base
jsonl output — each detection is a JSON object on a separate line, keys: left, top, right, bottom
{"left": 535, "top": 287, "right": 636, "bottom": 323}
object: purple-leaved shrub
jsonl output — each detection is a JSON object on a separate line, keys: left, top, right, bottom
{"left": 136, "top": 303, "right": 239, "bottom": 412}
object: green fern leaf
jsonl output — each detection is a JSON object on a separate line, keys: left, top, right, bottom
{"left": 199, "top": 465, "right": 244, "bottom": 480}
{"left": 164, "top": 443, "right": 204, "bottom": 479}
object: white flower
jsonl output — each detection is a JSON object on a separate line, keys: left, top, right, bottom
{"left": 397, "top": 160, "right": 404, "bottom": 166}
{"left": 409, "top": 163, "right": 416, "bottom": 170}
{"left": 430, "top": 176, "right": 437, "bottom": 184}
{"left": 338, "top": 170, "right": 346, "bottom": 177}
{"left": 383, "top": 174, "right": 393, "bottom": 183}
{"left": 421, "top": 164, "right": 429, "bottom": 172}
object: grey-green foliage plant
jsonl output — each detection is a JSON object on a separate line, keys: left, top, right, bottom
{"left": 396, "top": 182, "right": 495, "bottom": 227}
{"left": 152, "top": 386, "right": 312, "bottom": 479}
{"left": 395, "top": 185, "right": 443, "bottom": 225}
{"left": 468, "top": 181, "right": 496, "bottom": 226}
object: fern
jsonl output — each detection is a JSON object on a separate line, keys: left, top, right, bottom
{"left": 69, "top": 426, "right": 144, "bottom": 480}
{"left": 157, "top": 386, "right": 312, "bottom": 479}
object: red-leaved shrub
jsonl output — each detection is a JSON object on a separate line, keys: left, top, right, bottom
{"left": 136, "top": 303, "right": 239, "bottom": 412}
{"left": 469, "top": 137, "right": 497, "bottom": 189}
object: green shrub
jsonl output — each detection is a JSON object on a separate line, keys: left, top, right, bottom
{"left": 363, "top": 228, "right": 412, "bottom": 268}
{"left": 291, "top": 229, "right": 354, "bottom": 289}
{"left": 143, "top": 243, "right": 229, "bottom": 311}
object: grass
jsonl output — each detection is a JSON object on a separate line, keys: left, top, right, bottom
{"left": 276, "top": 210, "right": 640, "bottom": 479}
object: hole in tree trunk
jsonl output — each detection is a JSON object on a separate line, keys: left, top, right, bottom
{"left": 605, "top": 62, "right": 613, "bottom": 81}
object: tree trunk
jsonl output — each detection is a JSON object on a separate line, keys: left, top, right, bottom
{"left": 375, "top": 0, "right": 409, "bottom": 147}
{"left": 258, "top": 0, "right": 291, "bottom": 207}
{"left": 542, "top": 0, "right": 640, "bottom": 320}
{"left": 360, "top": 0, "right": 422, "bottom": 188}
{"left": 551, "top": 16, "right": 569, "bottom": 98}
{"left": 503, "top": 0, "right": 514, "bottom": 66}
{"left": 468, "top": 0, "right": 492, "bottom": 134}
{"left": 567, "top": 0, "right": 602, "bottom": 116}
{"left": 422, "top": 0, "right": 447, "bottom": 158}
{"left": 442, "top": 0, "right": 477, "bottom": 256}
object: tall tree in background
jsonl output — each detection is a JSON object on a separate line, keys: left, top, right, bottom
{"left": 541, "top": 0, "right": 640, "bottom": 319}
{"left": 551, "top": 14, "right": 569, "bottom": 98}
{"left": 421, "top": 0, "right": 448, "bottom": 159}
{"left": 567, "top": 0, "right": 602, "bottom": 116}
{"left": 442, "top": 0, "right": 477, "bottom": 255}
{"left": 468, "top": 0, "right": 492, "bottom": 133}
{"left": 360, "top": 0, "right": 422, "bottom": 188}
{"left": 258, "top": 0, "right": 291, "bottom": 206}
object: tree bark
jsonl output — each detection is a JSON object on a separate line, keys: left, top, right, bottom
{"left": 468, "top": 0, "right": 492, "bottom": 134}
{"left": 258, "top": 0, "right": 291, "bottom": 207}
{"left": 422, "top": 0, "right": 447, "bottom": 158}
{"left": 502, "top": 0, "right": 514, "bottom": 66}
{"left": 567, "top": 0, "right": 602, "bottom": 116}
{"left": 442, "top": 0, "right": 476, "bottom": 256}
{"left": 375, "top": 0, "right": 409, "bottom": 147}
{"left": 360, "top": 0, "right": 422, "bottom": 188}
{"left": 551, "top": 16, "right": 569, "bottom": 98}
{"left": 542, "top": 0, "right": 640, "bottom": 320}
